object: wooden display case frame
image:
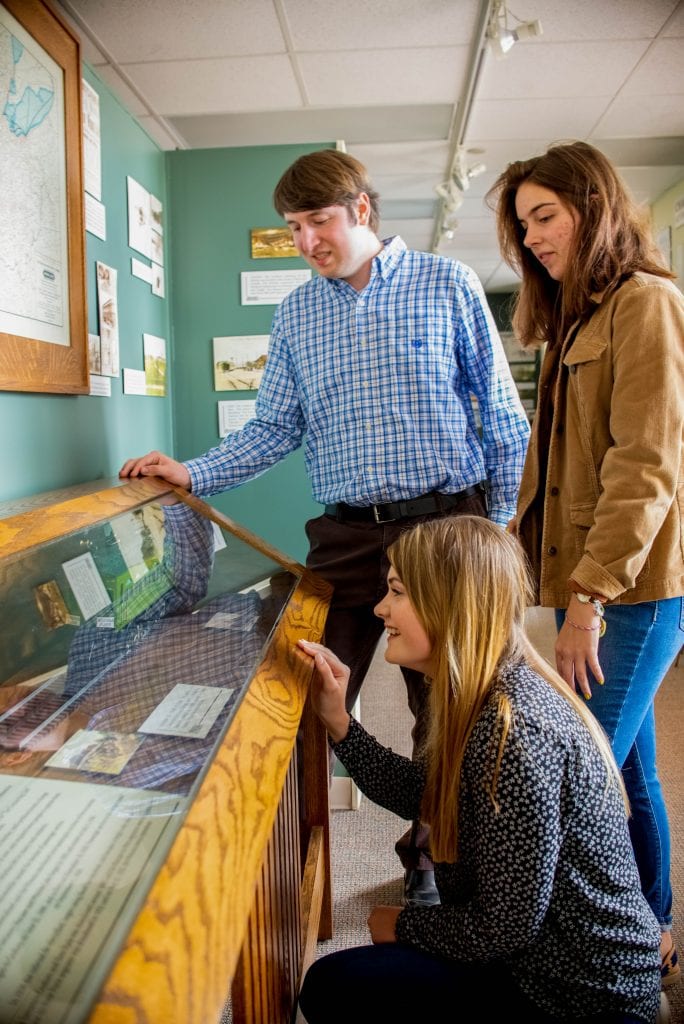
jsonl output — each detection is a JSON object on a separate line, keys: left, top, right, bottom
{"left": 0, "top": 477, "right": 333, "bottom": 1024}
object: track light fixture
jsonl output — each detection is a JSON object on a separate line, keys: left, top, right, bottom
{"left": 435, "top": 146, "right": 487, "bottom": 247}
{"left": 438, "top": 205, "right": 462, "bottom": 246}
{"left": 435, "top": 180, "right": 464, "bottom": 213}
{"left": 486, "top": 0, "right": 542, "bottom": 58}
{"left": 451, "top": 146, "right": 487, "bottom": 192}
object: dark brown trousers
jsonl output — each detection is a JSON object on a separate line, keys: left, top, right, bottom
{"left": 305, "top": 489, "right": 487, "bottom": 871}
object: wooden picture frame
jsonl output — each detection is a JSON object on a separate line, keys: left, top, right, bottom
{"left": 0, "top": 0, "right": 87, "bottom": 394}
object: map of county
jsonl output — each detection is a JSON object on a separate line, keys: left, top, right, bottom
{"left": 0, "top": 9, "right": 69, "bottom": 346}
{"left": 4, "top": 36, "right": 54, "bottom": 137}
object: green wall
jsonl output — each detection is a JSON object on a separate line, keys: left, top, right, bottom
{"left": 0, "top": 66, "right": 173, "bottom": 504}
{"left": 167, "top": 144, "right": 331, "bottom": 563}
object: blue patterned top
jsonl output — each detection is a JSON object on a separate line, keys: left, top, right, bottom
{"left": 186, "top": 237, "right": 530, "bottom": 527}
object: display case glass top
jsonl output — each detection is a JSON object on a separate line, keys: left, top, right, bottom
{"left": 0, "top": 478, "right": 319, "bottom": 1024}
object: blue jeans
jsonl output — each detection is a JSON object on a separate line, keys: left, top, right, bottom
{"left": 555, "top": 597, "right": 684, "bottom": 929}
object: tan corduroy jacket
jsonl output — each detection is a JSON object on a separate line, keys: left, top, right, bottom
{"left": 516, "top": 271, "right": 684, "bottom": 608}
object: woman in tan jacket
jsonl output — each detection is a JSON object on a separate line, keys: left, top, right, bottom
{"left": 488, "top": 140, "right": 684, "bottom": 989}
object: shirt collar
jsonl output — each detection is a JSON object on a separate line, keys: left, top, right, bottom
{"left": 374, "top": 235, "right": 407, "bottom": 280}
{"left": 326, "top": 235, "right": 407, "bottom": 292}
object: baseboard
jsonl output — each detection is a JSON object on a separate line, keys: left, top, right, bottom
{"left": 330, "top": 775, "right": 362, "bottom": 810}
{"left": 329, "top": 694, "right": 362, "bottom": 811}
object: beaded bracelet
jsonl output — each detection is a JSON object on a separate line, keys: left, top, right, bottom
{"left": 565, "top": 614, "right": 607, "bottom": 637}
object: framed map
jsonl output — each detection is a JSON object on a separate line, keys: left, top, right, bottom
{"left": 0, "top": 0, "right": 88, "bottom": 394}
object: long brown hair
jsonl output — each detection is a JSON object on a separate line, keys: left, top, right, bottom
{"left": 387, "top": 516, "right": 627, "bottom": 862}
{"left": 486, "top": 141, "right": 673, "bottom": 347}
{"left": 273, "top": 149, "right": 381, "bottom": 232}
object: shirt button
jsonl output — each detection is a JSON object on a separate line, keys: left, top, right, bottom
{"left": 362, "top": 381, "right": 369, "bottom": 387}
{"left": 547, "top": 545, "right": 557, "bottom": 556}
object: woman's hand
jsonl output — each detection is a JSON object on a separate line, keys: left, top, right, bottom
{"left": 297, "top": 640, "right": 351, "bottom": 743}
{"left": 555, "top": 595, "right": 604, "bottom": 698}
{"left": 368, "top": 905, "right": 402, "bottom": 944}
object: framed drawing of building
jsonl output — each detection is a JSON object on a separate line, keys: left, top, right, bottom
{"left": 0, "top": 0, "right": 88, "bottom": 394}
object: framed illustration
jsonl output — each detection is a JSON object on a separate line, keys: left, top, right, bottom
{"left": 0, "top": 0, "right": 88, "bottom": 394}
{"left": 213, "top": 335, "right": 269, "bottom": 391}
{"left": 250, "top": 227, "right": 298, "bottom": 259}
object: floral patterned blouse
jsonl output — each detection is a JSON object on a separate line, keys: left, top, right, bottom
{"left": 332, "top": 659, "right": 661, "bottom": 1022}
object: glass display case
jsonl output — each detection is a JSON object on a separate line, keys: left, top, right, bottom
{"left": 0, "top": 477, "right": 332, "bottom": 1024}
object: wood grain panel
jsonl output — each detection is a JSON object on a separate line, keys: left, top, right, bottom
{"left": 0, "top": 477, "right": 170, "bottom": 557}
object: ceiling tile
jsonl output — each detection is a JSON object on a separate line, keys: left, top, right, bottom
{"left": 479, "top": 41, "right": 648, "bottom": 99}
{"left": 298, "top": 47, "right": 468, "bottom": 106}
{"left": 62, "top": 0, "right": 285, "bottom": 61}
{"left": 120, "top": 55, "right": 302, "bottom": 115}
{"left": 620, "top": 38, "right": 684, "bottom": 95}
{"left": 282, "top": 0, "right": 479, "bottom": 50}
{"left": 662, "top": 1, "right": 684, "bottom": 34}
{"left": 468, "top": 96, "right": 603, "bottom": 140}
{"left": 594, "top": 94, "right": 684, "bottom": 138}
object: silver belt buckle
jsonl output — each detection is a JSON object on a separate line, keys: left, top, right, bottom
{"left": 373, "top": 504, "right": 393, "bottom": 524}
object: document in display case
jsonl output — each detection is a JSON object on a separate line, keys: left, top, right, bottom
{"left": 0, "top": 477, "right": 333, "bottom": 1024}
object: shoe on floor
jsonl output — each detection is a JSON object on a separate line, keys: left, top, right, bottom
{"left": 657, "top": 991, "right": 671, "bottom": 1023}
{"left": 403, "top": 868, "right": 440, "bottom": 908}
{"left": 661, "top": 940, "right": 681, "bottom": 988}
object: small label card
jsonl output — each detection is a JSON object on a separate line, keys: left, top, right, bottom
{"left": 138, "top": 683, "right": 233, "bottom": 739}
{"left": 46, "top": 729, "right": 142, "bottom": 775}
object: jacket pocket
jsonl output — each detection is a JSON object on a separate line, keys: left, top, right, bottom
{"left": 569, "top": 504, "right": 595, "bottom": 528}
{"left": 563, "top": 334, "right": 608, "bottom": 368}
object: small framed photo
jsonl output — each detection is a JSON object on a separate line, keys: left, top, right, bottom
{"left": 250, "top": 227, "right": 298, "bottom": 259}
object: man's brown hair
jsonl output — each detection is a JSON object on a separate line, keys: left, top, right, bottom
{"left": 273, "top": 149, "right": 380, "bottom": 232}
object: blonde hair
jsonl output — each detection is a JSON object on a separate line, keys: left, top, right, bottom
{"left": 486, "top": 140, "right": 672, "bottom": 348}
{"left": 387, "top": 516, "right": 627, "bottom": 862}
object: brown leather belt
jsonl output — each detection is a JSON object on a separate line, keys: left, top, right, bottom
{"left": 324, "top": 484, "right": 486, "bottom": 524}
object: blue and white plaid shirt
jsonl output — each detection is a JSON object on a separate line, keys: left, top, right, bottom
{"left": 187, "top": 236, "right": 530, "bottom": 526}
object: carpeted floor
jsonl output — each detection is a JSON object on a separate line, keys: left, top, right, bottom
{"left": 307, "top": 607, "right": 683, "bottom": 1023}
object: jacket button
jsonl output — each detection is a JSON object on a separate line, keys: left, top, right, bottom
{"left": 547, "top": 546, "right": 557, "bottom": 556}
{"left": 570, "top": 365, "right": 577, "bottom": 374}
{"left": 550, "top": 486, "right": 559, "bottom": 496}
{"left": 556, "top": 423, "right": 564, "bottom": 434}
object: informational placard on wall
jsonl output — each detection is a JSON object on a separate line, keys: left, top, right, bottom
{"left": 240, "top": 269, "right": 310, "bottom": 305}
{"left": 218, "top": 399, "right": 256, "bottom": 437}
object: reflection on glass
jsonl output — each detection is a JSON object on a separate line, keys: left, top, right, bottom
{"left": 0, "top": 498, "right": 296, "bottom": 796}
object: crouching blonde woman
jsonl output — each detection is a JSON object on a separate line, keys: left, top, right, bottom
{"left": 297, "top": 516, "right": 661, "bottom": 1024}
